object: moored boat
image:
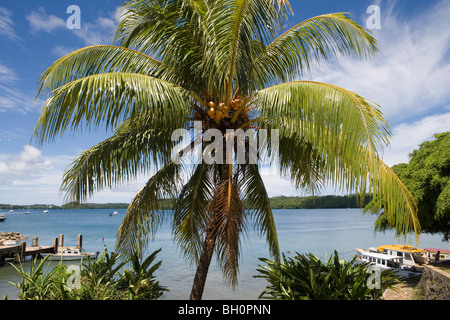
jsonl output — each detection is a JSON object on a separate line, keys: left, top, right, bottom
{"left": 44, "top": 247, "right": 100, "bottom": 261}
{"left": 425, "top": 248, "right": 450, "bottom": 261}
{"left": 0, "top": 214, "right": 6, "bottom": 222}
{"left": 355, "top": 248, "right": 423, "bottom": 278}
{"left": 376, "top": 244, "right": 429, "bottom": 266}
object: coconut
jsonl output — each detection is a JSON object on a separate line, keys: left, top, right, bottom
{"left": 215, "top": 110, "right": 223, "bottom": 122}
{"left": 207, "top": 107, "right": 216, "bottom": 119}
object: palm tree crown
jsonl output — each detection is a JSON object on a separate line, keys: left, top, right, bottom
{"left": 33, "top": 0, "right": 420, "bottom": 300}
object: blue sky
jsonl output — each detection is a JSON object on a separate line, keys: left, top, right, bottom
{"left": 0, "top": 0, "right": 449, "bottom": 205}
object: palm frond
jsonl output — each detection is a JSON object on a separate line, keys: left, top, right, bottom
{"left": 207, "top": 179, "right": 245, "bottom": 288}
{"left": 115, "top": 0, "right": 211, "bottom": 94}
{"left": 206, "top": 0, "right": 285, "bottom": 100}
{"left": 173, "top": 163, "right": 214, "bottom": 266}
{"left": 362, "top": 149, "right": 421, "bottom": 239}
{"left": 256, "top": 80, "right": 390, "bottom": 155}
{"left": 36, "top": 45, "right": 180, "bottom": 98}
{"left": 116, "top": 160, "right": 181, "bottom": 257}
{"left": 255, "top": 82, "right": 420, "bottom": 235}
{"left": 277, "top": 136, "right": 326, "bottom": 195}
{"left": 33, "top": 72, "right": 192, "bottom": 144}
{"left": 240, "top": 164, "right": 280, "bottom": 259}
{"left": 61, "top": 121, "right": 178, "bottom": 203}
{"left": 248, "top": 13, "right": 378, "bottom": 89}
{"left": 256, "top": 81, "right": 419, "bottom": 238}
{"left": 277, "top": 132, "right": 419, "bottom": 238}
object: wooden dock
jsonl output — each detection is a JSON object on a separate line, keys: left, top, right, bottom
{"left": 0, "top": 234, "right": 83, "bottom": 265}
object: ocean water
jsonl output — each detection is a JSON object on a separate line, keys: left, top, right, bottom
{"left": 0, "top": 208, "right": 447, "bottom": 300}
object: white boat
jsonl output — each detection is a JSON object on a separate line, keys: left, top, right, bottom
{"left": 355, "top": 248, "right": 423, "bottom": 278}
{"left": 45, "top": 247, "right": 100, "bottom": 261}
{"left": 424, "top": 248, "right": 450, "bottom": 261}
{"left": 43, "top": 209, "right": 49, "bottom": 213}
{"left": 375, "top": 245, "right": 429, "bottom": 266}
{"left": 2, "top": 240, "right": 16, "bottom": 246}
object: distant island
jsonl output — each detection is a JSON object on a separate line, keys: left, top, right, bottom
{"left": 0, "top": 194, "right": 371, "bottom": 211}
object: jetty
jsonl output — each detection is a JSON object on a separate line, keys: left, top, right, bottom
{"left": 0, "top": 234, "right": 83, "bottom": 265}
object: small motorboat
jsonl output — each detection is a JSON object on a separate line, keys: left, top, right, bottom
{"left": 1, "top": 240, "right": 16, "bottom": 246}
{"left": 355, "top": 248, "right": 423, "bottom": 278}
{"left": 0, "top": 214, "right": 6, "bottom": 222}
{"left": 44, "top": 247, "right": 100, "bottom": 261}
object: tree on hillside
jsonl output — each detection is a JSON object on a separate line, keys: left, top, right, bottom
{"left": 33, "top": 0, "right": 419, "bottom": 300}
{"left": 380, "top": 132, "right": 449, "bottom": 241}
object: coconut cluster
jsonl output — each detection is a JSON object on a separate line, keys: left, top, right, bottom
{"left": 206, "top": 99, "right": 244, "bottom": 123}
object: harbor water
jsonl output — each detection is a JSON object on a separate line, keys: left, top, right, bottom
{"left": 0, "top": 208, "right": 447, "bottom": 300}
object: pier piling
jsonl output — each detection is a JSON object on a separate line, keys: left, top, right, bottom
{"left": 0, "top": 234, "right": 86, "bottom": 265}
{"left": 77, "top": 234, "right": 83, "bottom": 250}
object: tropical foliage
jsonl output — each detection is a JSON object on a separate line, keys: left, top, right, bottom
{"left": 8, "top": 248, "right": 167, "bottom": 300}
{"left": 33, "top": 0, "right": 420, "bottom": 299}
{"left": 378, "top": 132, "right": 449, "bottom": 240}
{"left": 256, "top": 251, "right": 400, "bottom": 300}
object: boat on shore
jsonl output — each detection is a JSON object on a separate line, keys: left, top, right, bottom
{"left": 355, "top": 248, "right": 423, "bottom": 278}
{"left": 375, "top": 245, "right": 429, "bottom": 266}
{"left": 44, "top": 247, "right": 100, "bottom": 261}
{"left": 425, "top": 248, "right": 450, "bottom": 261}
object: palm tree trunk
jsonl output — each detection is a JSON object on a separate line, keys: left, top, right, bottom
{"left": 189, "top": 218, "right": 217, "bottom": 300}
{"left": 190, "top": 156, "right": 230, "bottom": 300}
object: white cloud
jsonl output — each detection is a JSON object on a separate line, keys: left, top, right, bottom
{"left": 382, "top": 112, "right": 450, "bottom": 166}
{"left": 26, "top": 7, "right": 66, "bottom": 33}
{"left": 0, "top": 83, "right": 45, "bottom": 114}
{"left": 0, "top": 62, "right": 19, "bottom": 83}
{"left": 0, "top": 127, "right": 26, "bottom": 142}
{"left": 71, "top": 11, "right": 119, "bottom": 46}
{"left": 0, "top": 145, "right": 54, "bottom": 185}
{"left": 0, "top": 6, "right": 20, "bottom": 41}
{"left": 307, "top": 0, "right": 450, "bottom": 125}
{"left": 26, "top": 6, "right": 123, "bottom": 54}
{"left": 0, "top": 60, "right": 44, "bottom": 114}
{"left": 51, "top": 45, "right": 79, "bottom": 57}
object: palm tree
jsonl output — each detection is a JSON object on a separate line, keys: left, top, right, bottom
{"left": 33, "top": 0, "right": 420, "bottom": 300}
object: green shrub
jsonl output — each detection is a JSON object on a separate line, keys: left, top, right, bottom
{"left": 255, "top": 250, "right": 400, "bottom": 300}
{"left": 8, "top": 247, "right": 168, "bottom": 300}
